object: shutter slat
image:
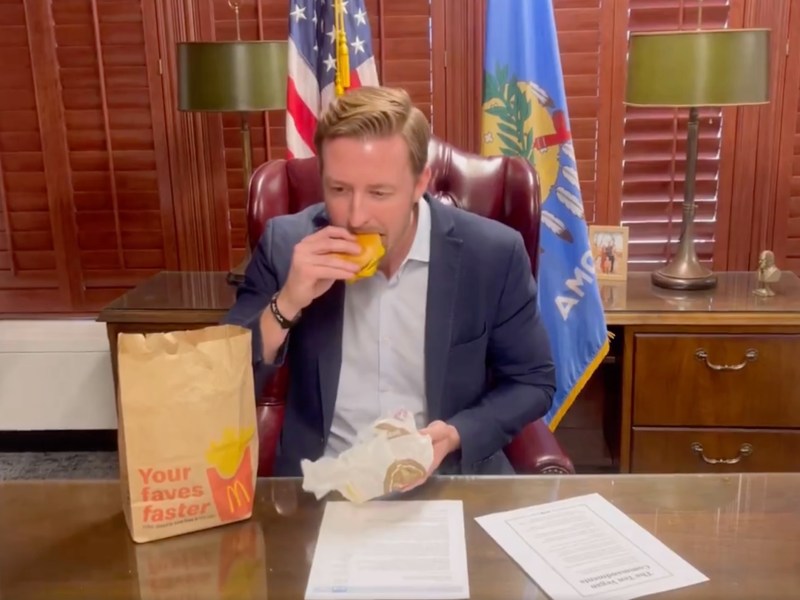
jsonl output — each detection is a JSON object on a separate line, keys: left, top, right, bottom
{"left": 787, "top": 64, "right": 800, "bottom": 259}
{"left": 54, "top": 0, "right": 173, "bottom": 291}
{"left": 0, "top": 4, "right": 58, "bottom": 290}
{"left": 554, "top": 0, "right": 603, "bottom": 221}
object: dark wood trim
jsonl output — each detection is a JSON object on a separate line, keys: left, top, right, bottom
{"left": 772, "top": 0, "right": 800, "bottom": 269}
{"left": 256, "top": 0, "right": 274, "bottom": 164}
{"left": 154, "top": 0, "right": 191, "bottom": 269}
{"left": 726, "top": 0, "right": 786, "bottom": 270}
{"left": 89, "top": 0, "right": 125, "bottom": 269}
{"left": 97, "top": 309, "right": 227, "bottom": 325}
{"left": 142, "top": 0, "right": 180, "bottom": 271}
{"left": 472, "top": 0, "right": 485, "bottom": 154}
{"left": 618, "top": 326, "right": 635, "bottom": 471}
{"left": 714, "top": 101, "right": 738, "bottom": 271}
{"left": 603, "top": 0, "right": 630, "bottom": 226}
{"left": 711, "top": 0, "right": 748, "bottom": 271}
{"left": 203, "top": 0, "right": 234, "bottom": 271}
{"left": 24, "top": 0, "right": 83, "bottom": 309}
{"left": 209, "top": 110, "right": 234, "bottom": 269}
{"left": 430, "top": 0, "right": 447, "bottom": 141}
{"left": 726, "top": 112, "right": 760, "bottom": 270}
{"left": 189, "top": 0, "right": 226, "bottom": 272}
{"left": 746, "top": 0, "right": 792, "bottom": 270}
{"left": 442, "top": 0, "right": 484, "bottom": 153}
{"left": 0, "top": 147, "right": 14, "bottom": 277}
{"left": 156, "top": 0, "right": 229, "bottom": 272}
{"left": 377, "top": 0, "right": 386, "bottom": 84}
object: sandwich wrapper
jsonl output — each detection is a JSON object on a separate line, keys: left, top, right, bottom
{"left": 301, "top": 409, "right": 434, "bottom": 503}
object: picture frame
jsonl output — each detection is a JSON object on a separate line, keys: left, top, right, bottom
{"left": 589, "top": 225, "right": 629, "bottom": 282}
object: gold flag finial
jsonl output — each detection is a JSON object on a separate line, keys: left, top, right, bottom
{"left": 334, "top": 0, "right": 350, "bottom": 96}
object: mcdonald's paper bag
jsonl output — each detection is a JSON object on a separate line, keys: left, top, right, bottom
{"left": 116, "top": 324, "right": 258, "bottom": 543}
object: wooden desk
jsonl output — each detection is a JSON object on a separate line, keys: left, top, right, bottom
{"left": 98, "top": 271, "right": 800, "bottom": 474}
{"left": 600, "top": 272, "right": 800, "bottom": 474}
{"left": 1, "top": 474, "right": 798, "bottom": 599}
{"left": 97, "top": 271, "right": 234, "bottom": 387}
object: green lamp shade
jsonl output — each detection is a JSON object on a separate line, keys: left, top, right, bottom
{"left": 177, "top": 41, "right": 288, "bottom": 112}
{"left": 625, "top": 29, "right": 770, "bottom": 107}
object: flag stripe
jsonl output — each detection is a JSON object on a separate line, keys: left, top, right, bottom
{"left": 287, "top": 78, "right": 319, "bottom": 152}
{"left": 356, "top": 57, "right": 379, "bottom": 86}
{"left": 287, "top": 38, "right": 321, "bottom": 117}
{"left": 286, "top": 113, "right": 315, "bottom": 159}
{"left": 286, "top": 0, "right": 380, "bottom": 158}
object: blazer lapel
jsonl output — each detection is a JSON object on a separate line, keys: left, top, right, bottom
{"left": 424, "top": 199, "right": 463, "bottom": 422}
{"left": 314, "top": 281, "right": 345, "bottom": 438}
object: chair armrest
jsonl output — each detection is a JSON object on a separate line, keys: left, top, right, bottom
{"left": 256, "top": 402, "right": 284, "bottom": 477}
{"left": 504, "top": 419, "right": 576, "bottom": 474}
{"left": 255, "top": 365, "right": 289, "bottom": 477}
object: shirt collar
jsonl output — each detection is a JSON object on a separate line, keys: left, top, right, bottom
{"left": 406, "top": 197, "right": 431, "bottom": 264}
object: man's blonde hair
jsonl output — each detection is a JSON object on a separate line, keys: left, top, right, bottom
{"left": 314, "top": 86, "right": 430, "bottom": 176}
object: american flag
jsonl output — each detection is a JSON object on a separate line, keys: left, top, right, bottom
{"left": 286, "top": 0, "right": 379, "bottom": 158}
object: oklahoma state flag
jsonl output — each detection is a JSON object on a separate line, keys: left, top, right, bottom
{"left": 481, "top": 0, "right": 609, "bottom": 428}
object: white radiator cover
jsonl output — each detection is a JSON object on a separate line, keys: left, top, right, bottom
{"left": 0, "top": 320, "right": 117, "bottom": 430}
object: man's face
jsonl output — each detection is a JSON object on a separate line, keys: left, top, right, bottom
{"left": 321, "top": 134, "right": 430, "bottom": 261}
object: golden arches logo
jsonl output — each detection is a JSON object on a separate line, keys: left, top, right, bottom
{"left": 226, "top": 480, "right": 251, "bottom": 513}
{"left": 205, "top": 429, "right": 255, "bottom": 523}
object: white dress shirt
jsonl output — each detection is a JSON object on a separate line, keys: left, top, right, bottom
{"left": 324, "top": 199, "right": 431, "bottom": 457}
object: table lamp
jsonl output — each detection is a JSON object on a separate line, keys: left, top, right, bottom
{"left": 625, "top": 27, "right": 770, "bottom": 290}
{"left": 177, "top": 36, "right": 287, "bottom": 283}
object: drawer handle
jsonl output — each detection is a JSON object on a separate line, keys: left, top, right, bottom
{"left": 694, "top": 348, "right": 758, "bottom": 371}
{"left": 691, "top": 442, "right": 753, "bottom": 465}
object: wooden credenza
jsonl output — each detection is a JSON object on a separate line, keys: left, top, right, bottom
{"left": 98, "top": 270, "right": 800, "bottom": 474}
{"left": 603, "top": 271, "right": 800, "bottom": 473}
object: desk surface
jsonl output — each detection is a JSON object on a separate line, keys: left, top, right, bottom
{"left": 97, "top": 271, "right": 800, "bottom": 326}
{"left": 2, "top": 474, "right": 798, "bottom": 599}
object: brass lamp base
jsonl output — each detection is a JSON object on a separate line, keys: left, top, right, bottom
{"left": 651, "top": 262, "right": 717, "bottom": 291}
{"left": 649, "top": 105, "right": 718, "bottom": 293}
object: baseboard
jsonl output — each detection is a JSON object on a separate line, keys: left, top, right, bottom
{"left": 0, "top": 430, "right": 117, "bottom": 452}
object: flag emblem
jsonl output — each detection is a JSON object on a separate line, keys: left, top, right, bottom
{"left": 481, "top": 0, "right": 609, "bottom": 429}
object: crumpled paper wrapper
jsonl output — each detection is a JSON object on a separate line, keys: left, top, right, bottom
{"left": 301, "top": 410, "right": 434, "bottom": 503}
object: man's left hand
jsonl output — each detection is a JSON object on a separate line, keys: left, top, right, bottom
{"left": 402, "top": 420, "right": 461, "bottom": 492}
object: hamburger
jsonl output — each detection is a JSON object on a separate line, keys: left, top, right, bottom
{"left": 335, "top": 233, "right": 385, "bottom": 281}
{"left": 383, "top": 459, "right": 427, "bottom": 493}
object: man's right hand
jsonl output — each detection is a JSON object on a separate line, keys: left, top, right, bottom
{"left": 276, "top": 226, "right": 362, "bottom": 318}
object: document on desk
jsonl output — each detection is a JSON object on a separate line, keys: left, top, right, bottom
{"left": 476, "top": 493, "right": 708, "bottom": 600}
{"left": 305, "top": 500, "right": 470, "bottom": 600}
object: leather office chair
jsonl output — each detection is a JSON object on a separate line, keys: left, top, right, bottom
{"left": 247, "top": 138, "right": 575, "bottom": 476}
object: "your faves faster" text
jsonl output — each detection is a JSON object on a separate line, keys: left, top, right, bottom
{"left": 139, "top": 467, "right": 212, "bottom": 523}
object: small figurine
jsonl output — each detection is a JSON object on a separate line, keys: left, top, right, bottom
{"left": 753, "top": 250, "right": 781, "bottom": 297}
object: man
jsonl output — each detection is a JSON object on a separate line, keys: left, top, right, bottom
{"left": 224, "top": 86, "right": 555, "bottom": 481}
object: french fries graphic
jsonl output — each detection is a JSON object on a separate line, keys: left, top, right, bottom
{"left": 205, "top": 427, "right": 256, "bottom": 522}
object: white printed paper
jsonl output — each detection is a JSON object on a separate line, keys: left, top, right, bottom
{"left": 476, "top": 493, "right": 708, "bottom": 600}
{"left": 305, "top": 500, "right": 470, "bottom": 600}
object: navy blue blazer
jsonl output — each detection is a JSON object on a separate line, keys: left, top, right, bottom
{"left": 223, "top": 197, "right": 556, "bottom": 476}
